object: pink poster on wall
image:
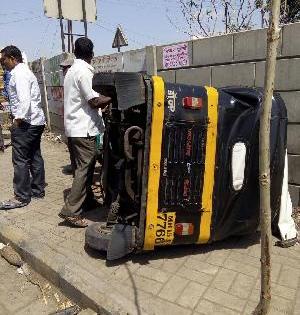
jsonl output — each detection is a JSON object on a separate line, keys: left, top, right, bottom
{"left": 163, "top": 43, "right": 189, "bottom": 69}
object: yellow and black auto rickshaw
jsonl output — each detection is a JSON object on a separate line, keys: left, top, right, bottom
{"left": 85, "top": 73, "right": 297, "bottom": 260}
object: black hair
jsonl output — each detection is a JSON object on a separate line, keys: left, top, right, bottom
{"left": 1, "top": 45, "right": 23, "bottom": 63}
{"left": 74, "top": 37, "right": 94, "bottom": 60}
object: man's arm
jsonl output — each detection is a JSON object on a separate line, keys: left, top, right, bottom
{"left": 88, "top": 95, "right": 111, "bottom": 109}
{"left": 78, "top": 72, "right": 111, "bottom": 109}
{"left": 13, "top": 71, "right": 31, "bottom": 124}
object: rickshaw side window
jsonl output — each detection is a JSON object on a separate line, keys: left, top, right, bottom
{"left": 231, "top": 142, "right": 246, "bottom": 191}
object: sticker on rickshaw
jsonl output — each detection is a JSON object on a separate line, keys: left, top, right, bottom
{"left": 155, "top": 212, "right": 176, "bottom": 246}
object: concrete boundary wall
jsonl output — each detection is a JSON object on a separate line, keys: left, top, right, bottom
{"left": 32, "top": 23, "right": 300, "bottom": 206}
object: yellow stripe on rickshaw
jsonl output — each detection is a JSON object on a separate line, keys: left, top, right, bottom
{"left": 143, "top": 76, "right": 165, "bottom": 251}
{"left": 197, "top": 87, "right": 219, "bottom": 244}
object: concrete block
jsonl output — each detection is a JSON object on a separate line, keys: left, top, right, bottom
{"left": 279, "top": 91, "right": 300, "bottom": 123}
{"left": 156, "top": 41, "right": 193, "bottom": 70}
{"left": 233, "top": 28, "right": 282, "bottom": 62}
{"left": 255, "top": 59, "right": 300, "bottom": 90}
{"left": 281, "top": 22, "right": 300, "bottom": 57}
{"left": 211, "top": 63, "right": 255, "bottom": 88}
{"left": 193, "top": 34, "right": 233, "bottom": 66}
{"left": 288, "top": 154, "right": 300, "bottom": 184}
{"left": 175, "top": 67, "right": 211, "bottom": 86}
{"left": 234, "top": 29, "right": 267, "bottom": 61}
{"left": 289, "top": 184, "right": 300, "bottom": 207}
{"left": 158, "top": 70, "right": 176, "bottom": 83}
{"left": 287, "top": 124, "right": 300, "bottom": 154}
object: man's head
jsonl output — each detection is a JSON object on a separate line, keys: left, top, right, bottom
{"left": 60, "top": 54, "right": 75, "bottom": 76}
{"left": 0, "top": 45, "right": 22, "bottom": 71}
{"left": 74, "top": 37, "right": 94, "bottom": 63}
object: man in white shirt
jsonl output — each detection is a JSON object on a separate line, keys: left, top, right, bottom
{"left": 0, "top": 45, "right": 45, "bottom": 210}
{"left": 59, "top": 38, "right": 111, "bottom": 227}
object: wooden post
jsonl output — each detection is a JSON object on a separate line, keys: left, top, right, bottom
{"left": 256, "top": 1, "right": 281, "bottom": 314}
{"left": 40, "top": 57, "right": 51, "bottom": 132}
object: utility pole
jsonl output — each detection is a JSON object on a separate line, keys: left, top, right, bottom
{"left": 255, "top": 1, "right": 281, "bottom": 314}
{"left": 225, "top": 1, "right": 229, "bottom": 33}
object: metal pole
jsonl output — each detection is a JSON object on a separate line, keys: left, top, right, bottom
{"left": 67, "top": 20, "right": 71, "bottom": 53}
{"left": 57, "top": 0, "right": 65, "bottom": 52}
{"left": 70, "top": 20, "right": 74, "bottom": 52}
{"left": 82, "top": 0, "right": 88, "bottom": 37}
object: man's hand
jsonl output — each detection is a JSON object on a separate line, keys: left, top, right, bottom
{"left": 88, "top": 95, "right": 112, "bottom": 109}
{"left": 13, "top": 118, "right": 22, "bottom": 127}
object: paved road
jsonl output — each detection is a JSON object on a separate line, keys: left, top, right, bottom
{"left": 0, "top": 137, "right": 300, "bottom": 315}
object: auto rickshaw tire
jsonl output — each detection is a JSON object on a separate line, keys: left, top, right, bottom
{"left": 85, "top": 222, "right": 112, "bottom": 252}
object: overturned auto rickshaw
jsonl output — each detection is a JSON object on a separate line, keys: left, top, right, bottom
{"left": 85, "top": 73, "right": 297, "bottom": 260}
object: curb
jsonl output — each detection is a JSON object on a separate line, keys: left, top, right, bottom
{"left": 0, "top": 218, "right": 128, "bottom": 315}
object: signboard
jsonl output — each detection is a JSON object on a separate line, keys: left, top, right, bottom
{"left": 163, "top": 42, "right": 189, "bottom": 69}
{"left": 44, "top": 0, "right": 97, "bottom": 22}
{"left": 92, "top": 53, "right": 123, "bottom": 73}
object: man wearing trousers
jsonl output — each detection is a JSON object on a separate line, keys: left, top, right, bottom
{"left": 59, "top": 38, "right": 111, "bottom": 227}
{"left": 0, "top": 45, "right": 45, "bottom": 209}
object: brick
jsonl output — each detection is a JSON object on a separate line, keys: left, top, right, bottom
{"left": 271, "top": 295, "right": 294, "bottom": 314}
{"left": 177, "top": 265, "right": 213, "bottom": 286}
{"left": 175, "top": 67, "right": 211, "bottom": 86}
{"left": 229, "top": 274, "right": 256, "bottom": 299}
{"left": 122, "top": 274, "right": 163, "bottom": 295}
{"left": 212, "top": 63, "right": 255, "bottom": 88}
{"left": 185, "top": 257, "right": 219, "bottom": 275}
{"left": 204, "top": 287, "right": 246, "bottom": 312}
{"left": 206, "top": 249, "right": 231, "bottom": 267}
{"left": 196, "top": 299, "right": 239, "bottom": 315}
{"left": 223, "top": 258, "right": 259, "bottom": 278}
{"left": 288, "top": 155, "right": 300, "bottom": 185}
{"left": 281, "top": 22, "right": 300, "bottom": 57}
{"left": 158, "top": 70, "right": 176, "bottom": 83}
{"left": 135, "top": 265, "right": 170, "bottom": 283}
{"left": 160, "top": 256, "right": 187, "bottom": 273}
{"left": 277, "top": 265, "right": 300, "bottom": 289}
{"left": 287, "top": 125, "right": 300, "bottom": 155}
{"left": 228, "top": 251, "right": 260, "bottom": 268}
{"left": 279, "top": 91, "right": 300, "bottom": 123}
{"left": 193, "top": 34, "right": 233, "bottom": 66}
{"left": 177, "top": 281, "right": 206, "bottom": 309}
{"left": 211, "top": 268, "right": 237, "bottom": 292}
{"left": 158, "top": 275, "right": 189, "bottom": 302}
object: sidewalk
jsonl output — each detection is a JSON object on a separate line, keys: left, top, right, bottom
{"left": 0, "top": 138, "right": 300, "bottom": 315}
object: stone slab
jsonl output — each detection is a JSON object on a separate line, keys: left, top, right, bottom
{"left": 287, "top": 124, "right": 300, "bottom": 154}
{"left": 288, "top": 154, "right": 300, "bottom": 185}
{"left": 279, "top": 91, "right": 300, "bottom": 123}
{"left": 234, "top": 28, "right": 266, "bottom": 61}
{"left": 175, "top": 67, "right": 211, "bottom": 86}
{"left": 158, "top": 70, "right": 176, "bottom": 83}
{"left": 255, "top": 59, "right": 300, "bottom": 90}
{"left": 193, "top": 34, "right": 233, "bottom": 66}
{"left": 281, "top": 22, "right": 300, "bottom": 57}
{"left": 289, "top": 184, "right": 300, "bottom": 207}
{"left": 211, "top": 63, "right": 255, "bottom": 88}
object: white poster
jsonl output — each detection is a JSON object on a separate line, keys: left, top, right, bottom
{"left": 163, "top": 43, "right": 189, "bottom": 69}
